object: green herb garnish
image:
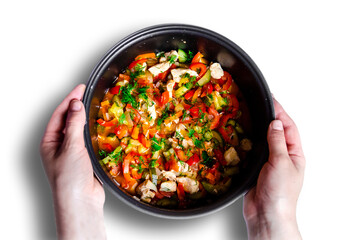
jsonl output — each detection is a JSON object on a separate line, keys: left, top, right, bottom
{"left": 201, "top": 151, "right": 214, "bottom": 168}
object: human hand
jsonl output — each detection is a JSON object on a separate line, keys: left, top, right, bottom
{"left": 40, "top": 84, "right": 106, "bottom": 240}
{"left": 243, "top": 97, "right": 305, "bottom": 240}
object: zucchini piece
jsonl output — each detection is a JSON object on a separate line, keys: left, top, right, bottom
{"left": 112, "top": 95, "right": 125, "bottom": 108}
{"left": 212, "top": 91, "right": 227, "bottom": 110}
{"left": 197, "top": 69, "right": 211, "bottom": 86}
{"left": 156, "top": 198, "right": 178, "bottom": 208}
{"left": 227, "top": 120, "right": 244, "bottom": 134}
{"left": 202, "top": 179, "right": 232, "bottom": 195}
{"left": 212, "top": 131, "right": 224, "bottom": 147}
{"left": 178, "top": 49, "right": 188, "bottom": 63}
{"left": 99, "top": 146, "right": 122, "bottom": 165}
{"left": 224, "top": 166, "right": 240, "bottom": 176}
{"left": 188, "top": 191, "right": 205, "bottom": 200}
{"left": 204, "top": 130, "right": 213, "bottom": 141}
{"left": 175, "top": 86, "right": 189, "bottom": 98}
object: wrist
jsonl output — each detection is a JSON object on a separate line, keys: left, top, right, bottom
{"left": 245, "top": 210, "right": 301, "bottom": 240}
{"left": 53, "top": 191, "right": 106, "bottom": 240}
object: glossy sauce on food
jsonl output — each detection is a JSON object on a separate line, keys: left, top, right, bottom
{"left": 96, "top": 49, "right": 252, "bottom": 208}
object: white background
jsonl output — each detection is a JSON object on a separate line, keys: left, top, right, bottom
{"left": 1, "top": 1, "right": 346, "bottom": 239}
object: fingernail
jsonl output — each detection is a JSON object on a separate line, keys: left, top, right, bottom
{"left": 272, "top": 120, "right": 283, "bottom": 130}
{"left": 70, "top": 99, "right": 82, "bottom": 112}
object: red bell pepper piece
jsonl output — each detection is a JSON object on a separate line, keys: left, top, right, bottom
{"left": 139, "top": 133, "right": 151, "bottom": 148}
{"left": 186, "top": 153, "right": 200, "bottom": 166}
{"left": 191, "top": 52, "right": 204, "bottom": 63}
{"left": 201, "top": 82, "right": 213, "bottom": 97}
{"left": 97, "top": 118, "right": 116, "bottom": 127}
{"left": 208, "top": 107, "right": 220, "bottom": 129}
{"left": 110, "top": 85, "right": 121, "bottom": 95}
{"left": 184, "top": 89, "right": 195, "bottom": 100}
{"left": 189, "top": 62, "right": 207, "bottom": 80}
{"left": 128, "top": 58, "right": 147, "bottom": 71}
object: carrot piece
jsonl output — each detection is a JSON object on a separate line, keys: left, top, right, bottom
{"left": 135, "top": 52, "right": 156, "bottom": 60}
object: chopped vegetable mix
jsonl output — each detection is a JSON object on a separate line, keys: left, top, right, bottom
{"left": 96, "top": 49, "right": 252, "bottom": 208}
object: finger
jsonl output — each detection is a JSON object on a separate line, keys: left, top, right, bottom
{"left": 273, "top": 98, "right": 305, "bottom": 169}
{"left": 42, "top": 84, "right": 86, "bottom": 144}
{"left": 267, "top": 120, "right": 289, "bottom": 162}
{"left": 62, "top": 99, "right": 86, "bottom": 149}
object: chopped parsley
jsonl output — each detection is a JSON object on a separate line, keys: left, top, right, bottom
{"left": 151, "top": 136, "right": 164, "bottom": 152}
{"left": 156, "top": 51, "right": 165, "bottom": 58}
{"left": 121, "top": 83, "right": 138, "bottom": 108}
{"left": 167, "top": 55, "right": 177, "bottom": 64}
{"left": 188, "top": 128, "right": 195, "bottom": 138}
{"left": 119, "top": 113, "right": 126, "bottom": 125}
{"left": 130, "top": 63, "right": 146, "bottom": 80}
{"left": 187, "top": 50, "right": 194, "bottom": 63}
{"left": 201, "top": 151, "right": 214, "bottom": 168}
{"left": 149, "top": 159, "right": 159, "bottom": 168}
{"left": 99, "top": 150, "right": 107, "bottom": 158}
{"left": 193, "top": 137, "right": 204, "bottom": 149}
{"left": 157, "top": 104, "right": 170, "bottom": 126}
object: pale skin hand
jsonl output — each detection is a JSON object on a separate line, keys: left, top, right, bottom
{"left": 243, "top": 97, "right": 305, "bottom": 240}
{"left": 40, "top": 84, "right": 106, "bottom": 240}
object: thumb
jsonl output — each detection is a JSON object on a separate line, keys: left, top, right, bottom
{"left": 63, "top": 99, "right": 86, "bottom": 149}
{"left": 267, "top": 120, "right": 288, "bottom": 159}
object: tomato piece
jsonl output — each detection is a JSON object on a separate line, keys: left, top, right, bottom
{"left": 191, "top": 52, "right": 204, "bottom": 63}
{"left": 110, "top": 85, "right": 121, "bottom": 95}
{"left": 189, "top": 106, "right": 200, "bottom": 118}
{"left": 225, "top": 94, "right": 239, "bottom": 112}
{"left": 186, "top": 153, "right": 200, "bottom": 166}
{"left": 208, "top": 107, "right": 220, "bottom": 129}
{"left": 201, "top": 82, "right": 213, "bottom": 97}
{"left": 190, "top": 62, "right": 207, "bottom": 80}
{"left": 219, "top": 113, "right": 238, "bottom": 128}
{"left": 160, "top": 91, "right": 170, "bottom": 105}
{"left": 214, "top": 149, "right": 227, "bottom": 166}
{"left": 155, "top": 64, "right": 176, "bottom": 81}
{"left": 114, "top": 124, "right": 128, "bottom": 139}
{"left": 218, "top": 125, "right": 234, "bottom": 144}
{"left": 102, "top": 143, "right": 114, "bottom": 153}
{"left": 128, "top": 58, "right": 147, "bottom": 71}
{"left": 184, "top": 89, "right": 195, "bottom": 100}
{"left": 177, "top": 183, "right": 186, "bottom": 201}
{"left": 135, "top": 52, "right": 156, "bottom": 60}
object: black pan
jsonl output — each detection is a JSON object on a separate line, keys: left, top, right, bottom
{"left": 83, "top": 24, "right": 275, "bottom": 219}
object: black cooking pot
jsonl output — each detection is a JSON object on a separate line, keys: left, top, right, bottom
{"left": 83, "top": 24, "right": 275, "bottom": 219}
